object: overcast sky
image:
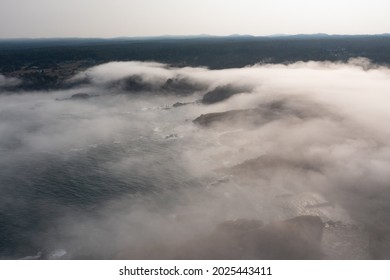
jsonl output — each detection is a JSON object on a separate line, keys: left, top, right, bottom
{"left": 0, "top": 0, "right": 389, "bottom": 38}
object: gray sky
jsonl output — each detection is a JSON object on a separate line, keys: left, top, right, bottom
{"left": 0, "top": 0, "right": 389, "bottom": 38}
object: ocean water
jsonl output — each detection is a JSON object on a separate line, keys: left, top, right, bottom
{"left": 0, "top": 92, "right": 205, "bottom": 259}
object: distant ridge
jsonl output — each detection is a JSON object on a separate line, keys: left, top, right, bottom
{"left": 1, "top": 33, "right": 390, "bottom": 42}
{"left": 1, "top": 33, "right": 390, "bottom": 72}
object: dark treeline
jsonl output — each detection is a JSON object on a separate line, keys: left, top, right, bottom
{"left": 1, "top": 35, "right": 390, "bottom": 72}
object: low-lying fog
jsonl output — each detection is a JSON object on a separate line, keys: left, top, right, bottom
{"left": 1, "top": 59, "right": 390, "bottom": 259}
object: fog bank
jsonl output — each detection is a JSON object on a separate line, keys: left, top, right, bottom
{"left": 1, "top": 59, "right": 390, "bottom": 259}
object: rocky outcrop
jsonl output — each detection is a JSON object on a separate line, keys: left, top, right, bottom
{"left": 115, "top": 215, "right": 324, "bottom": 259}
{"left": 201, "top": 85, "right": 252, "bottom": 104}
{"left": 162, "top": 76, "right": 207, "bottom": 96}
{"left": 193, "top": 99, "right": 334, "bottom": 128}
{"left": 70, "top": 93, "right": 90, "bottom": 99}
{"left": 368, "top": 225, "right": 390, "bottom": 259}
{"left": 117, "top": 75, "right": 155, "bottom": 92}
{"left": 56, "top": 92, "right": 99, "bottom": 101}
{"left": 193, "top": 108, "right": 262, "bottom": 127}
{"left": 175, "top": 216, "right": 324, "bottom": 259}
{"left": 227, "top": 154, "right": 324, "bottom": 178}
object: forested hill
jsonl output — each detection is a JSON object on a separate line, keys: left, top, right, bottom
{"left": 1, "top": 34, "right": 390, "bottom": 72}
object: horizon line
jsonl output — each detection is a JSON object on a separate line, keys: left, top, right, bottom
{"left": 1, "top": 33, "right": 390, "bottom": 41}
